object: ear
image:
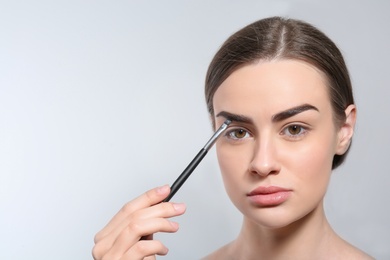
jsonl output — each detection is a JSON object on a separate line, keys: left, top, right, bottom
{"left": 335, "top": 104, "right": 357, "bottom": 155}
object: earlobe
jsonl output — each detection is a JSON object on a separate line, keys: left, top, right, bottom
{"left": 336, "top": 104, "right": 357, "bottom": 155}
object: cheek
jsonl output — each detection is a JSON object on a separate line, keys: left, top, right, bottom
{"left": 215, "top": 143, "right": 252, "bottom": 203}
{"left": 287, "top": 135, "right": 335, "bottom": 196}
{"left": 316, "top": 131, "right": 337, "bottom": 166}
{"left": 292, "top": 141, "right": 334, "bottom": 171}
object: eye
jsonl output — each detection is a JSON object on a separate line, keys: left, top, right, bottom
{"left": 225, "top": 128, "right": 251, "bottom": 140}
{"left": 281, "top": 124, "right": 308, "bottom": 139}
{"left": 287, "top": 125, "right": 302, "bottom": 135}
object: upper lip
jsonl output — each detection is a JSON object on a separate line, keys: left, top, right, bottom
{"left": 247, "top": 186, "right": 291, "bottom": 196}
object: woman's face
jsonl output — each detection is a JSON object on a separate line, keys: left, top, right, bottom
{"left": 213, "top": 59, "right": 352, "bottom": 228}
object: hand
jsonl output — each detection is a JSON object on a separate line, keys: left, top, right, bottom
{"left": 92, "top": 185, "right": 186, "bottom": 260}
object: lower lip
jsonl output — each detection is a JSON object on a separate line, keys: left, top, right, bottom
{"left": 248, "top": 191, "right": 292, "bottom": 207}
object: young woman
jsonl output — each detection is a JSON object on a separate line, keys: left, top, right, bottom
{"left": 92, "top": 17, "right": 373, "bottom": 259}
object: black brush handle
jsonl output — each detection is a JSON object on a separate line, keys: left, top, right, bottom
{"left": 162, "top": 148, "right": 208, "bottom": 202}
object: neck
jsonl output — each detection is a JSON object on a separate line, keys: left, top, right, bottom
{"left": 231, "top": 202, "right": 337, "bottom": 259}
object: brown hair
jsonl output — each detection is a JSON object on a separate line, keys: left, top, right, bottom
{"left": 205, "top": 16, "right": 354, "bottom": 169}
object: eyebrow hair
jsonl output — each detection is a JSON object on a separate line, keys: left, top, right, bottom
{"left": 216, "top": 104, "right": 319, "bottom": 124}
{"left": 272, "top": 104, "right": 319, "bottom": 122}
{"left": 216, "top": 111, "right": 253, "bottom": 124}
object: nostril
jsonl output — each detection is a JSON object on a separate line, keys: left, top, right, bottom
{"left": 249, "top": 159, "right": 281, "bottom": 177}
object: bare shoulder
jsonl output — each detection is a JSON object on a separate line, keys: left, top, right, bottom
{"left": 200, "top": 237, "right": 374, "bottom": 259}
{"left": 330, "top": 238, "right": 374, "bottom": 260}
{"left": 343, "top": 246, "right": 374, "bottom": 260}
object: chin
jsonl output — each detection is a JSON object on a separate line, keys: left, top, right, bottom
{"left": 238, "top": 203, "right": 315, "bottom": 231}
{"left": 249, "top": 214, "right": 300, "bottom": 230}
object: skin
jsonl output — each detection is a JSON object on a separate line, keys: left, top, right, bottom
{"left": 92, "top": 59, "right": 373, "bottom": 259}
{"left": 204, "top": 59, "right": 372, "bottom": 259}
{"left": 92, "top": 185, "right": 186, "bottom": 260}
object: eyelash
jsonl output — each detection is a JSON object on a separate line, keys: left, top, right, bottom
{"left": 225, "top": 127, "right": 252, "bottom": 141}
{"left": 224, "top": 124, "right": 309, "bottom": 141}
{"left": 280, "top": 124, "right": 309, "bottom": 140}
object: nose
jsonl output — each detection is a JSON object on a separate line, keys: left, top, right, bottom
{"left": 249, "top": 137, "right": 281, "bottom": 177}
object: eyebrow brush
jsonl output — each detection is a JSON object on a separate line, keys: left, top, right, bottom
{"left": 162, "top": 119, "right": 231, "bottom": 202}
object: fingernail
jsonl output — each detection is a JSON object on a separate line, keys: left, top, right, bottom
{"left": 170, "top": 221, "right": 179, "bottom": 229}
{"left": 157, "top": 185, "right": 169, "bottom": 194}
{"left": 173, "top": 203, "right": 186, "bottom": 212}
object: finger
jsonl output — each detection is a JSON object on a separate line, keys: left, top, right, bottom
{"left": 93, "top": 202, "right": 185, "bottom": 258}
{"left": 95, "top": 185, "right": 170, "bottom": 243}
{"left": 132, "top": 202, "right": 187, "bottom": 222}
{"left": 144, "top": 256, "right": 156, "bottom": 260}
{"left": 122, "top": 240, "right": 169, "bottom": 260}
{"left": 99, "top": 202, "right": 186, "bottom": 252}
{"left": 101, "top": 218, "right": 179, "bottom": 259}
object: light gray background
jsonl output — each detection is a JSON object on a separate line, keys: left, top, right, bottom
{"left": 1, "top": 1, "right": 389, "bottom": 259}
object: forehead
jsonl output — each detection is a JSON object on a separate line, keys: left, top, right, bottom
{"left": 213, "top": 59, "right": 331, "bottom": 116}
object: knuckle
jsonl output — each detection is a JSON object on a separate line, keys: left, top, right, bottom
{"left": 93, "top": 232, "right": 103, "bottom": 244}
{"left": 120, "top": 201, "right": 135, "bottom": 215}
{"left": 91, "top": 244, "right": 102, "bottom": 260}
{"left": 127, "top": 221, "right": 143, "bottom": 235}
{"left": 92, "top": 240, "right": 114, "bottom": 260}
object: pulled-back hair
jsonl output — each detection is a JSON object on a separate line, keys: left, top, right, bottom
{"left": 205, "top": 16, "right": 354, "bottom": 169}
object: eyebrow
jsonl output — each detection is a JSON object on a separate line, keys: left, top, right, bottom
{"left": 216, "top": 104, "right": 319, "bottom": 124}
{"left": 272, "top": 104, "right": 319, "bottom": 122}
{"left": 216, "top": 111, "right": 253, "bottom": 124}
